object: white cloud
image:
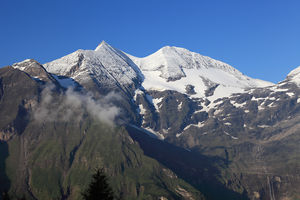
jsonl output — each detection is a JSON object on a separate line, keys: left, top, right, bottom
{"left": 33, "top": 84, "right": 120, "bottom": 126}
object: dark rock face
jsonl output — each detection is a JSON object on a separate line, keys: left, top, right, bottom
{"left": 65, "top": 53, "right": 84, "bottom": 77}
{"left": 135, "top": 90, "right": 201, "bottom": 137}
{"left": 171, "top": 82, "right": 300, "bottom": 199}
{"left": 131, "top": 74, "right": 300, "bottom": 199}
{"left": 204, "top": 84, "right": 219, "bottom": 97}
{"left": 12, "top": 59, "right": 58, "bottom": 84}
{"left": 185, "top": 84, "right": 196, "bottom": 95}
{"left": 0, "top": 67, "right": 39, "bottom": 141}
{"left": 200, "top": 76, "right": 220, "bottom": 97}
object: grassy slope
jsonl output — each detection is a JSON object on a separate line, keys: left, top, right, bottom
{"left": 4, "top": 119, "right": 204, "bottom": 200}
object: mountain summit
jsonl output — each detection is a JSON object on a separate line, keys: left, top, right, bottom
{"left": 44, "top": 41, "right": 141, "bottom": 96}
{"left": 94, "top": 40, "right": 112, "bottom": 51}
{"left": 44, "top": 42, "right": 273, "bottom": 101}
{"left": 126, "top": 45, "right": 273, "bottom": 100}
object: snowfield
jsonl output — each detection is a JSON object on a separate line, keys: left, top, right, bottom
{"left": 44, "top": 41, "right": 273, "bottom": 102}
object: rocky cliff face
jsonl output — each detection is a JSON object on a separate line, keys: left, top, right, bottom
{"left": 0, "top": 67, "right": 39, "bottom": 141}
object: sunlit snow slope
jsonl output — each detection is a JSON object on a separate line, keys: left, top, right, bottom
{"left": 127, "top": 46, "right": 273, "bottom": 100}
{"left": 44, "top": 41, "right": 273, "bottom": 101}
{"left": 44, "top": 41, "right": 142, "bottom": 93}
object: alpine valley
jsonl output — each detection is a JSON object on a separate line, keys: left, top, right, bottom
{"left": 1, "top": 41, "right": 300, "bottom": 200}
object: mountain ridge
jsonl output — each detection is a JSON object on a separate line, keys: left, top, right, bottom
{"left": 2, "top": 42, "right": 300, "bottom": 199}
{"left": 43, "top": 41, "right": 274, "bottom": 100}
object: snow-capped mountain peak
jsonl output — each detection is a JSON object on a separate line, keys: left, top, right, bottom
{"left": 128, "top": 46, "right": 188, "bottom": 81}
{"left": 44, "top": 42, "right": 142, "bottom": 95}
{"left": 286, "top": 66, "right": 300, "bottom": 86}
{"left": 42, "top": 41, "right": 274, "bottom": 100}
{"left": 95, "top": 40, "right": 111, "bottom": 51}
{"left": 127, "top": 45, "right": 242, "bottom": 79}
{"left": 126, "top": 45, "right": 273, "bottom": 100}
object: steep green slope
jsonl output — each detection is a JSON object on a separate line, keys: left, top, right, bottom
{"left": 5, "top": 121, "right": 204, "bottom": 200}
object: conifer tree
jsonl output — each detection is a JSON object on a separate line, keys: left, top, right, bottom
{"left": 82, "top": 168, "right": 114, "bottom": 200}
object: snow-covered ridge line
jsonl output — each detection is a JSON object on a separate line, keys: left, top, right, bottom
{"left": 43, "top": 41, "right": 141, "bottom": 92}
{"left": 15, "top": 41, "right": 275, "bottom": 101}
{"left": 287, "top": 65, "right": 300, "bottom": 86}
{"left": 125, "top": 44, "right": 274, "bottom": 100}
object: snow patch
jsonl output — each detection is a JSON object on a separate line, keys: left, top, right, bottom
{"left": 286, "top": 92, "right": 294, "bottom": 97}
{"left": 258, "top": 105, "right": 264, "bottom": 111}
{"left": 178, "top": 102, "right": 183, "bottom": 110}
{"left": 52, "top": 75, "right": 77, "bottom": 88}
{"left": 257, "top": 125, "right": 270, "bottom": 128}
{"left": 152, "top": 97, "right": 163, "bottom": 110}
{"left": 230, "top": 100, "right": 247, "bottom": 108}
{"left": 224, "top": 131, "right": 238, "bottom": 140}
{"left": 252, "top": 96, "right": 266, "bottom": 101}
{"left": 214, "top": 108, "right": 223, "bottom": 115}
{"left": 176, "top": 133, "right": 182, "bottom": 137}
{"left": 144, "top": 127, "right": 165, "bottom": 140}
{"left": 272, "top": 87, "right": 289, "bottom": 92}
{"left": 267, "top": 102, "right": 276, "bottom": 108}
{"left": 162, "top": 129, "right": 168, "bottom": 134}
{"left": 138, "top": 104, "right": 146, "bottom": 115}
{"left": 183, "top": 121, "right": 206, "bottom": 131}
{"left": 133, "top": 88, "right": 144, "bottom": 101}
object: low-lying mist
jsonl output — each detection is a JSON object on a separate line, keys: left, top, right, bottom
{"left": 33, "top": 84, "right": 121, "bottom": 126}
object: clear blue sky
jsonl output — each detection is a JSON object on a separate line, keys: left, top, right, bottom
{"left": 1, "top": 0, "right": 300, "bottom": 83}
